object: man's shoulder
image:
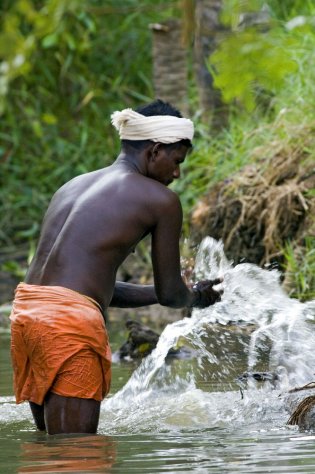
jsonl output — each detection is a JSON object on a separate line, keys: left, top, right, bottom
{"left": 55, "top": 169, "right": 105, "bottom": 196}
{"left": 144, "top": 183, "right": 181, "bottom": 217}
{"left": 141, "top": 176, "right": 179, "bottom": 203}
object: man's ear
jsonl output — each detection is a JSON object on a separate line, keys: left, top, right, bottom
{"left": 150, "top": 143, "right": 161, "bottom": 161}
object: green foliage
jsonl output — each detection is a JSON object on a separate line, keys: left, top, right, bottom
{"left": 210, "top": 28, "right": 298, "bottom": 110}
{"left": 0, "top": 0, "right": 82, "bottom": 113}
{"left": 221, "top": 0, "right": 315, "bottom": 26}
{"left": 173, "top": 116, "right": 257, "bottom": 214}
{"left": 220, "top": 0, "right": 267, "bottom": 28}
{"left": 0, "top": 260, "right": 26, "bottom": 279}
{"left": 283, "top": 237, "right": 315, "bottom": 301}
{"left": 0, "top": 0, "right": 172, "bottom": 248}
{"left": 210, "top": 0, "right": 315, "bottom": 111}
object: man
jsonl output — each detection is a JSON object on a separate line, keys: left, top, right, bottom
{"left": 10, "top": 100, "right": 222, "bottom": 435}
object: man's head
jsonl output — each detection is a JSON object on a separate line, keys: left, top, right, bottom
{"left": 132, "top": 99, "right": 192, "bottom": 151}
{"left": 111, "top": 99, "right": 193, "bottom": 185}
{"left": 111, "top": 99, "right": 193, "bottom": 152}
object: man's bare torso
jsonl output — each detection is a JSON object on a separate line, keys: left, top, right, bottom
{"left": 25, "top": 161, "right": 175, "bottom": 309}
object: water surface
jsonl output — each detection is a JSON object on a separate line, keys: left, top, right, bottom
{"left": 1, "top": 238, "right": 315, "bottom": 473}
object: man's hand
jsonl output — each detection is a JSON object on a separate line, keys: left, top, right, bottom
{"left": 190, "top": 278, "right": 223, "bottom": 308}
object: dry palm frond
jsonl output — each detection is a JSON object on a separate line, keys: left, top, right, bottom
{"left": 191, "top": 121, "right": 315, "bottom": 266}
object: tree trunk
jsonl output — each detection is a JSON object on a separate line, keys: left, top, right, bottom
{"left": 150, "top": 19, "right": 189, "bottom": 115}
{"left": 284, "top": 383, "right": 315, "bottom": 431}
{"left": 193, "top": 0, "right": 227, "bottom": 129}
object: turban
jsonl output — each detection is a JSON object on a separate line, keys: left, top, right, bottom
{"left": 111, "top": 108, "right": 194, "bottom": 144}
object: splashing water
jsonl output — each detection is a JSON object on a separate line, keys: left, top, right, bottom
{"left": 102, "top": 237, "right": 315, "bottom": 433}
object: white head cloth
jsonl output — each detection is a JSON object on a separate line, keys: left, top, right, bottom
{"left": 111, "top": 108, "right": 194, "bottom": 144}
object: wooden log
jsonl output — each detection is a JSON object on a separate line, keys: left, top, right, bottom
{"left": 284, "top": 382, "right": 315, "bottom": 431}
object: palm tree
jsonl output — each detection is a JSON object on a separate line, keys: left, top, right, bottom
{"left": 193, "top": 0, "right": 227, "bottom": 129}
{"left": 150, "top": 19, "right": 189, "bottom": 115}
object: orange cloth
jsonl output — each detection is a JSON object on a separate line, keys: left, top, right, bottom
{"left": 10, "top": 283, "right": 111, "bottom": 405}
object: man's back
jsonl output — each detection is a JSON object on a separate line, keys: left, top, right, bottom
{"left": 25, "top": 161, "right": 177, "bottom": 309}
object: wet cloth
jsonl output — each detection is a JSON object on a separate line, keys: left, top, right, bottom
{"left": 111, "top": 108, "right": 194, "bottom": 143}
{"left": 9, "top": 283, "right": 111, "bottom": 405}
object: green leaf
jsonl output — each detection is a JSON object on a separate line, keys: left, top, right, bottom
{"left": 209, "top": 28, "right": 298, "bottom": 110}
{"left": 42, "top": 33, "right": 59, "bottom": 48}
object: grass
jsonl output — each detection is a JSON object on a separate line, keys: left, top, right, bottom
{"left": 283, "top": 237, "right": 315, "bottom": 301}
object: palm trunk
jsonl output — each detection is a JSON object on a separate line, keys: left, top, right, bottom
{"left": 193, "top": 0, "right": 227, "bottom": 129}
{"left": 150, "top": 19, "right": 189, "bottom": 115}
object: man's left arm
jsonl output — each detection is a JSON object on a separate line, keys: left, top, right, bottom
{"left": 109, "top": 281, "right": 158, "bottom": 308}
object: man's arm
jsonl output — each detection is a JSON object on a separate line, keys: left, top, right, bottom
{"left": 151, "top": 192, "right": 201, "bottom": 308}
{"left": 109, "top": 281, "right": 158, "bottom": 308}
{"left": 151, "top": 192, "right": 222, "bottom": 309}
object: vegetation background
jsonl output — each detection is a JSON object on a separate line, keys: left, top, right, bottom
{"left": 0, "top": 0, "right": 314, "bottom": 303}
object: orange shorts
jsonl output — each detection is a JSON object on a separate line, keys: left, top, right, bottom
{"left": 9, "top": 283, "right": 111, "bottom": 405}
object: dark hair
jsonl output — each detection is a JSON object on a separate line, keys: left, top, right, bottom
{"left": 121, "top": 99, "right": 192, "bottom": 151}
{"left": 136, "top": 99, "right": 183, "bottom": 118}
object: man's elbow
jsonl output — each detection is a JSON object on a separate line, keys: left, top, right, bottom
{"left": 157, "top": 294, "right": 183, "bottom": 309}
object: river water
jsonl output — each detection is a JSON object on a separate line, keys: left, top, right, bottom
{"left": 1, "top": 237, "right": 315, "bottom": 473}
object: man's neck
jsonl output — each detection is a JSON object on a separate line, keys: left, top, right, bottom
{"left": 114, "top": 149, "right": 148, "bottom": 176}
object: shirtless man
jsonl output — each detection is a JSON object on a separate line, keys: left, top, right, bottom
{"left": 9, "top": 100, "right": 222, "bottom": 435}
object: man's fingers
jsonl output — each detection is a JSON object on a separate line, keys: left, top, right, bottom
{"left": 211, "top": 291, "right": 221, "bottom": 304}
{"left": 195, "top": 277, "right": 223, "bottom": 288}
{"left": 193, "top": 278, "right": 224, "bottom": 307}
{"left": 210, "top": 277, "right": 223, "bottom": 286}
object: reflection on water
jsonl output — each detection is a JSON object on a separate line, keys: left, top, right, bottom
{"left": 1, "top": 237, "right": 315, "bottom": 473}
{"left": 18, "top": 434, "right": 116, "bottom": 473}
